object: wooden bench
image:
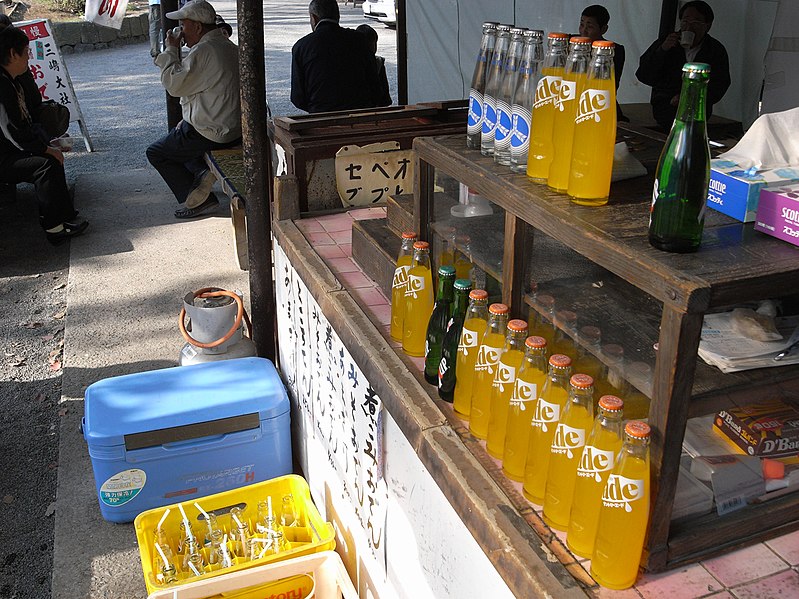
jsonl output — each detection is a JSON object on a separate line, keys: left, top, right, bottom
{"left": 204, "top": 147, "right": 248, "bottom": 270}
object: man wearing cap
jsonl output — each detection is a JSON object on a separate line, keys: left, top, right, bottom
{"left": 146, "top": 0, "right": 241, "bottom": 219}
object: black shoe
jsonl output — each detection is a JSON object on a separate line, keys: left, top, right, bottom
{"left": 175, "top": 194, "right": 219, "bottom": 219}
{"left": 47, "top": 219, "right": 89, "bottom": 246}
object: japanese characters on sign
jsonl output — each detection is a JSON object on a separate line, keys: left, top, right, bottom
{"left": 335, "top": 142, "right": 415, "bottom": 207}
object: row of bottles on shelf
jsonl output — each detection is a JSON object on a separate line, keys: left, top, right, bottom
{"left": 150, "top": 494, "right": 301, "bottom": 585}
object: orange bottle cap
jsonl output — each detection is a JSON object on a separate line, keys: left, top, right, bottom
{"left": 413, "top": 241, "right": 430, "bottom": 250}
{"left": 598, "top": 395, "right": 624, "bottom": 412}
{"left": 625, "top": 421, "right": 651, "bottom": 439}
{"left": 401, "top": 231, "right": 417, "bottom": 239}
{"left": 570, "top": 36, "right": 592, "bottom": 44}
{"left": 548, "top": 32, "right": 569, "bottom": 39}
{"left": 549, "top": 354, "right": 572, "bottom": 367}
{"left": 508, "top": 319, "right": 528, "bottom": 332}
{"left": 571, "top": 374, "right": 594, "bottom": 389}
{"left": 536, "top": 294, "right": 555, "bottom": 309}
{"left": 526, "top": 335, "right": 547, "bottom": 348}
{"left": 469, "top": 289, "right": 489, "bottom": 300}
{"left": 593, "top": 40, "right": 615, "bottom": 48}
{"left": 579, "top": 325, "right": 601, "bottom": 343}
{"left": 603, "top": 343, "right": 625, "bottom": 358}
{"left": 489, "top": 303, "right": 509, "bottom": 315}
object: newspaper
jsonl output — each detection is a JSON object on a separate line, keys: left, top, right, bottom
{"left": 698, "top": 313, "right": 799, "bottom": 373}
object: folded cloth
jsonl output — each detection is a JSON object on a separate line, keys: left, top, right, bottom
{"left": 719, "top": 106, "right": 799, "bottom": 170}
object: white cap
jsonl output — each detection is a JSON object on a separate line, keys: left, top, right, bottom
{"left": 166, "top": 0, "right": 217, "bottom": 25}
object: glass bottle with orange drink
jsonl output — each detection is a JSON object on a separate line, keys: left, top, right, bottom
{"left": 486, "top": 319, "right": 529, "bottom": 458}
{"left": 522, "top": 354, "right": 572, "bottom": 504}
{"left": 567, "top": 395, "right": 624, "bottom": 558}
{"left": 542, "top": 374, "right": 595, "bottom": 530}
{"left": 502, "top": 335, "right": 548, "bottom": 481}
{"left": 567, "top": 40, "right": 617, "bottom": 205}
{"left": 468, "top": 303, "right": 509, "bottom": 439}
{"left": 454, "top": 234, "right": 473, "bottom": 282}
{"left": 436, "top": 226, "right": 455, "bottom": 269}
{"left": 452, "top": 289, "right": 489, "bottom": 419}
{"left": 526, "top": 32, "right": 569, "bottom": 182}
{"left": 402, "top": 241, "right": 433, "bottom": 357}
{"left": 547, "top": 37, "right": 592, "bottom": 192}
{"left": 591, "top": 421, "right": 651, "bottom": 590}
{"left": 390, "top": 231, "right": 416, "bottom": 341}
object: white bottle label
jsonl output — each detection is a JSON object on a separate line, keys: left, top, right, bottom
{"left": 474, "top": 344, "right": 501, "bottom": 372}
{"left": 602, "top": 474, "right": 646, "bottom": 512}
{"left": 458, "top": 326, "right": 480, "bottom": 357}
{"left": 392, "top": 265, "right": 410, "bottom": 290}
{"left": 534, "top": 75, "right": 561, "bottom": 110}
{"left": 551, "top": 423, "right": 586, "bottom": 459}
{"left": 405, "top": 274, "right": 426, "bottom": 298}
{"left": 492, "top": 361, "right": 516, "bottom": 392}
{"left": 510, "top": 379, "right": 537, "bottom": 409}
{"left": 468, "top": 89, "right": 484, "bottom": 135}
{"left": 557, "top": 79, "right": 577, "bottom": 111}
{"left": 510, "top": 104, "right": 531, "bottom": 155}
{"left": 575, "top": 88, "right": 611, "bottom": 124}
{"left": 577, "top": 445, "right": 616, "bottom": 482}
{"left": 532, "top": 397, "right": 560, "bottom": 433}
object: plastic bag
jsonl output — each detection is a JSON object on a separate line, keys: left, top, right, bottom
{"left": 730, "top": 307, "right": 783, "bottom": 342}
{"left": 84, "top": 0, "right": 130, "bottom": 31}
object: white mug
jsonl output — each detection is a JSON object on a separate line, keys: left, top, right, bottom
{"left": 679, "top": 30, "right": 695, "bottom": 49}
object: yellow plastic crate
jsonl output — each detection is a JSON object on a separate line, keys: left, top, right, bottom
{"left": 135, "top": 474, "right": 335, "bottom": 595}
{"left": 146, "top": 551, "right": 356, "bottom": 599}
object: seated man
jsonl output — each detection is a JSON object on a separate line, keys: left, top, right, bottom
{"left": 636, "top": 0, "right": 730, "bottom": 131}
{"left": 579, "top": 4, "right": 627, "bottom": 122}
{"left": 291, "top": 0, "right": 381, "bottom": 113}
{"left": 146, "top": 0, "right": 241, "bottom": 219}
{"left": 356, "top": 24, "right": 392, "bottom": 107}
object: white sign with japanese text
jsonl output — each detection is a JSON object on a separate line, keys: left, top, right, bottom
{"left": 335, "top": 141, "right": 414, "bottom": 207}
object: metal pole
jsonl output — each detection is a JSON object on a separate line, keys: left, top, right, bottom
{"left": 658, "top": 0, "right": 679, "bottom": 40}
{"left": 161, "top": 0, "right": 182, "bottom": 129}
{"left": 396, "top": 0, "right": 408, "bottom": 105}
{"left": 238, "top": 0, "right": 276, "bottom": 362}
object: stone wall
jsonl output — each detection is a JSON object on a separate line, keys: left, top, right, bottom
{"left": 51, "top": 14, "right": 150, "bottom": 54}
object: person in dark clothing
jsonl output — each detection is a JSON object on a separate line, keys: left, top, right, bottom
{"left": 579, "top": 4, "right": 627, "bottom": 122}
{"left": 0, "top": 27, "right": 87, "bottom": 245}
{"left": 636, "top": 0, "right": 731, "bottom": 130}
{"left": 290, "top": 0, "right": 381, "bottom": 113}
{"left": 356, "top": 24, "right": 392, "bottom": 107}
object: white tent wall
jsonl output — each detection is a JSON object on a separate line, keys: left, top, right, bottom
{"left": 406, "top": 0, "right": 781, "bottom": 129}
{"left": 761, "top": 0, "right": 799, "bottom": 114}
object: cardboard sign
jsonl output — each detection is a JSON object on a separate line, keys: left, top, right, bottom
{"left": 335, "top": 141, "right": 414, "bottom": 207}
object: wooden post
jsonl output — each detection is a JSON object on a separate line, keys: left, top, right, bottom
{"left": 160, "top": 0, "right": 181, "bottom": 130}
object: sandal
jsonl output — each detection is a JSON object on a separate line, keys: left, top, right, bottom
{"left": 174, "top": 194, "right": 219, "bottom": 219}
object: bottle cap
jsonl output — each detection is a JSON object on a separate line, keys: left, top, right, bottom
{"left": 523, "top": 29, "right": 543, "bottom": 39}
{"left": 683, "top": 62, "right": 711, "bottom": 75}
{"left": 555, "top": 309, "right": 577, "bottom": 327}
{"left": 570, "top": 373, "right": 594, "bottom": 388}
{"left": 569, "top": 36, "right": 592, "bottom": 44}
{"left": 454, "top": 279, "right": 473, "bottom": 291}
{"left": 413, "top": 241, "right": 430, "bottom": 250}
{"left": 625, "top": 421, "right": 651, "bottom": 439}
{"left": 592, "top": 40, "right": 615, "bottom": 48}
{"left": 401, "top": 231, "right": 417, "bottom": 239}
{"left": 438, "top": 265, "right": 456, "bottom": 277}
{"left": 469, "top": 289, "right": 489, "bottom": 300}
{"left": 548, "top": 32, "right": 569, "bottom": 39}
{"left": 598, "top": 395, "right": 624, "bottom": 412}
{"left": 525, "top": 335, "right": 547, "bottom": 348}
{"left": 510, "top": 27, "right": 526, "bottom": 35}
{"left": 603, "top": 343, "right": 625, "bottom": 359}
{"left": 549, "top": 354, "right": 572, "bottom": 368}
{"left": 508, "top": 319, "right": 528, "bottom": 332}
{"left": 497, "top": 24, "right": 513, "bottom": 32}
{"left": 579, "top": 325, "right": 601, "bottom": 344}
{"left": 489, "top": 303, "right": 509, "bottom": 315}
{"left": 536, "top": 294, "right": 555, "bottom": 309}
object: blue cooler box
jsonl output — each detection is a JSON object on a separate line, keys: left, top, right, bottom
{"left": 83, "top": 357, "right": 292, "bottom": 523}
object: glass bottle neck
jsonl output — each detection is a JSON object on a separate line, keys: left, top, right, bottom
{"left": 676, "top": 77, "right": 709, "bottom": 123}
{"left": 453, "top": 289, "right": 471, "bottom": 316}
{"left": 467, "top": 301, "right": 489, "bottom": 320}
{"left": 412, "top": 250, "right": 431, "bottom": 268}
{"left": 523, "top": 346, "right": 548, "bottom": 369}
{"left": 487, "top": 314, "right": 509, "bottom": 334}
{"left": 597, "top": 409, "right": 624, "bottom": 431}
{"left": 621, "top": 436, "right": 650, "bottom": 460}
{"left": 505, "top": 330, "right": 528, "bottom": 351}
{"left": 549, "top": 364, "right": 572, "bottom": 385}
{"left": 436, "top": 277, "right": 454, "bottom": 302}
{"left": 568, "top": 385, "right": 594, "bottom": 410}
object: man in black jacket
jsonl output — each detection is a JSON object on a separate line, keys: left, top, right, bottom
{"left": 636, "top": 1, "right": 730, "bottom": 130}
{"left": 290, "top": 0, "right": 381, "bottom": 113}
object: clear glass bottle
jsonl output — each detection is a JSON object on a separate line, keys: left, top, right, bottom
{"left": 403, "top": 241, "right": 434, "bottom": 357}
{"left": 229, "top": 506, "right": 250, "bottom": 560}
{"left": 208, "top": 529, "right": 232, "bottom": 569}
{"left": 648, "top": 63, "right": 711, "bottom": 253}
{"left": 596, "top": 343, "right": 629, "bottom": 402}
{"left": 185, "top": 551, "right": 205, "bottom": 578}
{"left": 424, "top": 265, "right": 456, "bottom": 384}
{"left": 552, "top": 309, "right": 578, "bottom": 357}
{"left": 280, "top": 494, "right": 300, "bottom": 528}
{"left": 572, "top": 325, "right": 603, "bottom": 387}
{"left": 453, "top": 234, "right": 473, "bottom": 282}
{"left": 494, "top": 27, "right": 527, "bottom": 166}
{"left": 481, "top": 24, "right": 513, "bottom": 156}
{"left": 152, "top": 528, "right": 177, "bottom": 584}
{"left": 390, "top": 231, "right": 417, "bottom": 342}
{"left": 453, "top": 288, "right": 490, "bottom": 418}
{"left": 528, "top": 293, "right": 557, "bottom": 349}
{"left": 469, "top": 303, "right": 510, "bottom": 439}
{"left": 436, "top": 226, "right": 456, "bottom": 269}
{"left": 438, "top": 278, "right": 474, "bottom": 402}
{"left": 510, "top": 29, "right": 544, "bottom": 173}
{"left": 467, "top": 22, "right": 499, "bottom": 149}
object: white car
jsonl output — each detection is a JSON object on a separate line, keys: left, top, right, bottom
{"left": 362, "top": 0, "right": 396, "bottom": 28}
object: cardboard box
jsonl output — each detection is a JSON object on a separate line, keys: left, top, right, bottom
{"left": 714, "top": 399, "right": 799, "bottom": 458}
{"left": 706, "top": 159, "right": 799, "bottom": 222}
{"left": 754, "top": 183, "right": 799, "bottom": 246}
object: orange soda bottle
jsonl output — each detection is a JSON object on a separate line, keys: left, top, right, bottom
{"left": 402, "top": 241, "right": 433, "bottom": 357}
{"left": 468, "top": 303, "right": 509, "bottom": 439}
{"left": 547, "top": 37, "right": 592, "bottom": 192}
{"left": 567, "top": 395, "right": 624, "bottom": 558}
{"left": 591, "top": 421, "right": 651, "bottom": 590}
{"left": 567, "top": 40, "right": 617, "bottom": 205}
{"left": 390, "top": 232, "right": 417, "bottom": 341}
{"left": 542, "top": 374, "right": 595, "bottom": 530}
{"left": 452, "top": 289, "right": 489, "bottom": 419}
{"left": 486, "top": 319, "right": 529, "bottom": 458}
{"left": 436, "top": 226, "right": 455, "bottom": 269}
{"left": 522, "top": 354, "right": 572, "bottom": 504}
{"left": 526, "top": 32, "right": 569, "bottom": 182}
{"left": 502, "top": 335, "right": 548, "bottom": 481}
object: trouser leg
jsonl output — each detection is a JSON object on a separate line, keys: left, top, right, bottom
{"left": 1, "top": 155, "right": 76, "bottom": 230}
{"left": 149, "top": 5, "right": 162, "bottom": 56}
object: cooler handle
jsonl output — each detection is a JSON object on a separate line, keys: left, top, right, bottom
{"left": 123, "top": 413, "right": 260, "bottom": 451}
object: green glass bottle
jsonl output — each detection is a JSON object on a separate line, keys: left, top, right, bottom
{"left": 648, "top": 63, "right": 711, "bottom": 253}
{"left": 424, "top": 265, "right": 456, "bottom": 384}
{"left": 438, "top": 278, "right": 473, "bottom": 401}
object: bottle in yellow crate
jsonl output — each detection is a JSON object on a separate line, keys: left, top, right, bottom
{"left": 486, "top": 319, "right": 529, "bottom": 458}
{"left": 403, "top": 241, "right": 434, "bottom": 357}
{"left": 522, "top": 353, "right": 572, "bottom": 504}
{"left": 453, "top": 289, "right": 490, "bottom": 419}
{"left": 567, "top": 40, "right": 617, "bottom": 205}
{"left": 567, "top": 395, "right": 624, "bottom": 558}
{"left": 526, "top": 32, "right": 570, "bottom": 182}
{"left": 591, "top": 421, "right": 651, "bottom": 590}
{"left": 547, "top": 36, "right": 592, "bottom": 192}
{"left": 390, "top": 231, "right": 417, "bottom": 341}
{"left": 543, "top": 374, "right": 595, "bottom": 530}
{"left": 468, "top": 303, "right": 509, "bottom": 439}
{"left": 503, "top": 335, "right": 548, "bottom": 481}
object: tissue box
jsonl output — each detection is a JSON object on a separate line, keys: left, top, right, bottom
{"left": 754, "top": 184, "right": 799, "bottom": 246}
{"left": 706, "top": 159, "right": 799, "bottom": 222}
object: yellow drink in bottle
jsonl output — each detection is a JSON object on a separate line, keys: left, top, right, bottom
{"left": 469, "top": 303, "right": 509, "bottom": 439}
{"left": 452, "top": 289, "right": 489, "bottom": 419}
{"left": 567, "top": 395, "right": 624, "bottom": 558}
{"left": 543, "top": 374, "right": 595, "bottom": 530}
{"left": 402, "top": 241, "right": 433, "bottom": 357}
{"left": 568, "top": 41, "right": 617, "bottom": 206}
{"left": 526, "top": 32, "right": 569, "bottom": 182}
{"left": 522, "top": 354, "right": 572, "bottom": 504}
{"left": 390, "top": 232, "right": 416, "bottom": 341}
{"left": 486, "top": 319, "right": 528, "bottom": 458}
{"left": 503, "top": 336, "right": 548, "bottom": 481}
{"left": 591, "top": 421, "right": 651, "bottom": 590}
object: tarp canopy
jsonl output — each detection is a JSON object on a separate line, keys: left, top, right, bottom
{"left": 405, "top": 0, "right": 797, "bottom": 129}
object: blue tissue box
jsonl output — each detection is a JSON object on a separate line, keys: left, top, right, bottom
{"left": 706, "top": 159, "right": 799, "bottom": 222}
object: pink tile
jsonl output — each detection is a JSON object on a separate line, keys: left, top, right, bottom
{"left": 339, "top": 271, "right": 374, "bottom": 289}
{"left": 408, "top": 355, "right": 425, "bottom": 371}
{"left": 305, "top": 231, "right": 334, "bottom": 245}
{"left": 329, "top": 229, "right": 352, "bottom": 244}
{"left": 318, "top": 214, "right": 354, "bottom": 232}
{"left": 635, "top": 564, "right": 723, "bottom": 599}
{"left": 350, "top": 206, "right": 387, "bottom": 220}
{"left": 765, "top": 529, "right": 799, "bottom": 566}
{"left": 296, "top": 218, "right": 324, "bottom": 233}
{"left": 371, "top": 304, "right": 392, "bottom": 327}
{"left": 357, "top": 286, "right": 389, "bottom": 307}
{"left": 315, "top": 245, "right": 346, "bottom": 260}
{"left": 327, "top": 257, "right": 360, "bottom": 273}
{"left": 702, "top": 543, "right": 788, "bottom": 588}
{"left": 730, "top": 568, "right": 799, "bottom": 599}
{"left": 339, "top": 243, "right": 352, "bottom": 257}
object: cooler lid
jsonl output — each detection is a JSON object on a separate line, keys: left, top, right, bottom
{"left": 83, "top": 357, "right": 288, "bottom": 448}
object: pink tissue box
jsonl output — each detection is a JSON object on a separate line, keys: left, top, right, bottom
{"left": 754, "top": 184, "right": 799, "bottom": 246}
